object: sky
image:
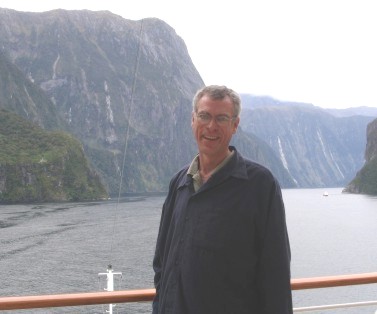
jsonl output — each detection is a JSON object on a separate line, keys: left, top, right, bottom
{"left": 1, "top": 0, "right": 376, "bottom": 109}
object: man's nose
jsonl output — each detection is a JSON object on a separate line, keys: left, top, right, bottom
{"left": 207, "top": 117, "right": 218, "bottom": 128}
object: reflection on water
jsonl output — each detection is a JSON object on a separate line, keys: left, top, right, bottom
{"left": 0, "top": 189, "right": 377, "bottom": 313}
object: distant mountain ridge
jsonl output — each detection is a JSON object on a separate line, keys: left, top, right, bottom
{"left": 240, "top": 95, "right": 375, "bottom": 187}
{"left": 241, "top": 94, "right": 377, "bottom": 117}
{"left": 325, "top": 106, "right": 377, "bottom": 118}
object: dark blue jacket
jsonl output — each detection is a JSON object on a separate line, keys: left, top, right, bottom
{"left": 153, "top": 147, "right": 292, "bottom": 313}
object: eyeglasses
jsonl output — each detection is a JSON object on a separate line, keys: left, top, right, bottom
{"left": 196, "top": 112, "right": 236, "bottom": 126}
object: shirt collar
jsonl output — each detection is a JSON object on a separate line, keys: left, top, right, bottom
{"left": 178, "top": 146, "right": 248, "bottom": 188}
{"left": 183, "top": 147, "right": 248, "bottom": 191}
{"left": 187, "top": 155, "right": 202, "bottom": 191}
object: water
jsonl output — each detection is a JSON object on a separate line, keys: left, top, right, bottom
{"left": 0, "top": 188, "right": 376, "bottom": 313}
{"left": 0, "top": 197, "right": 163, "bottom": 313}
{"left": 285, "top": 188, "right": 377, "bottom": 313}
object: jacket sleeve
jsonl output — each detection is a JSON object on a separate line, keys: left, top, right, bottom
{"left": 152, "top": 171, "right": 182, "bottom": 314}
{"left": 152, "top": 200, "right": 165, "bottom": 314}
{"left": 256, "top": 177, "right": 293, "bottom": 313}
{"left": 152, "top": 254, "right": 160, "bottom": 314}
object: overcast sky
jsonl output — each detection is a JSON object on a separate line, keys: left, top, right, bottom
{"left": 1, "top": 0, "right": 376, "bottom": 109}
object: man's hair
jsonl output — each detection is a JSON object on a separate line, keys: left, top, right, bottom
{"left": 192, "top": 85, "right": 241, "bottom": 117}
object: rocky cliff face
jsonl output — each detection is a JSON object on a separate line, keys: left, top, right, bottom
{"left": 0, "top": 49, "right": 64, "bottom": 130}
{"left": 344, "top": 118, "right": 377, "bottom": 195}
{"left": 0, "top": 8, "right": 294, "bottom": 195}
{"left": 0, "top": 9, "right": 202, "bottom": 194}
{"left": 365, "top": 118, "right": 377, "bottom": 163}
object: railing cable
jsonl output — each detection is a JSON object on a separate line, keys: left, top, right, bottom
{"left": 293, "top": 300, "right": 377, "bottom": 312}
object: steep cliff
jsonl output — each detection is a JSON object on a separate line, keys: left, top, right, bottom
{"left": 0, "top": 109, "right": 108, "bottom": 203}
{"left": 0, "top": 9, "right": 202, "bottom": 194}
{"left": 343, "top": 118, "right": 377, "bottom": 195}
{"left": 365, "top": 118, "right": 377, "bottom": 163}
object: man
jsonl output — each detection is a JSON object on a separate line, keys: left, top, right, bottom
{"left": 153, "top": 85, "right": 292, "bottom": 313}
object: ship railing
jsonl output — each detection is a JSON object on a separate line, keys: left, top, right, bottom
{"left": 0, "top": 272, "right": 376, "bottom": 311}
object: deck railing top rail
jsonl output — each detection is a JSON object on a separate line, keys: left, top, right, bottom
{"left": 0, "top": 272, "right": 377, "bottom": 311}
{"left": 290, "top": 271, "right": 377, "bottom": 290}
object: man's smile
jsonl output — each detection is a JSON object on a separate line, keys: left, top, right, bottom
{"left": 202, "top": 135, "right": 219, "bottom": 141}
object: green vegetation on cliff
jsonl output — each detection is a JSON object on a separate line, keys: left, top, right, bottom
{"left": 0, "top": 109, "right": 108, "bottom": 203}
{"left": 346, "top": 158, "right": 377, "bottom": 195}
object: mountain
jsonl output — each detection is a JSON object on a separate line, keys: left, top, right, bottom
{"left": 0, "top": 109, "right": 108, "bottom": 203}
{"left": 0, "top": 8, "right": 294, "bottom": 196}
{"left": 240, "top": 95, "right": 375, "bottom": 187}
{"left": 343, "top": 118, "right": 377, "bottom": 195}
{"left": 0, "top": 8, "right": 201, "bottom": 195}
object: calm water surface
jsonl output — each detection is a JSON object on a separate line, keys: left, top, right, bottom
{"left": 0, "top": 188, "right": 376, "bottom": 313}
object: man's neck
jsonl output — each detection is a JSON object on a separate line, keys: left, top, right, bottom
{"left": 198, "top": 150, "right": 231, "bottom": 177}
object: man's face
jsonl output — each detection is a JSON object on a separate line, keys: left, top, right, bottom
{"left": 191, "top": 95, "right": 239, "bottom": 160}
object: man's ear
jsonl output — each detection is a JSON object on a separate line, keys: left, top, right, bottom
{"left": 233, "top": 117, "right": 240, "bottom": 134}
